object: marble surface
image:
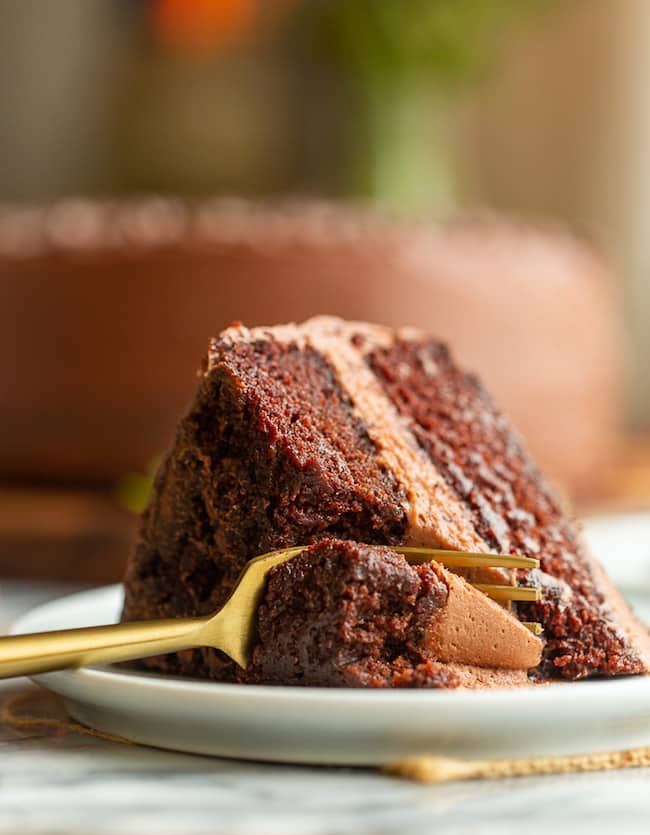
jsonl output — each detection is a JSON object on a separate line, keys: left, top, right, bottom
{"left": 2, "top": 581, "right": 650, "bottom": 835}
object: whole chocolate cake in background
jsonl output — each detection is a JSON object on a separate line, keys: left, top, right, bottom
{"left": 0, "top": 199, "right": 622, "bottom": 499}
{"left": 122, "top": 317, "right": 650, "bottom": 688}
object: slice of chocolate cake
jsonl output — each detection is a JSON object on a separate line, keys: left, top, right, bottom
{"left": 122, "top": 317, "right": 650, "bottom": 686}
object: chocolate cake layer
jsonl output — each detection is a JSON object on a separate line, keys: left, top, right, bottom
{"left": 122, "top": 316, "right": 650, "bottom": 686}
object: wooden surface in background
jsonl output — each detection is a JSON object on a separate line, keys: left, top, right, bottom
{"left": 0, "top": 488, "right": 137, "bottom": 583}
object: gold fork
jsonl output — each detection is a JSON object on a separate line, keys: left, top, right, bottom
{"left": 0, "top": 546, "right": 541, "bottom": 680}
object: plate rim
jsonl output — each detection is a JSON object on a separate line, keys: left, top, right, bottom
{"left": 11, "top": 583, "right": 650, "bottom": 711}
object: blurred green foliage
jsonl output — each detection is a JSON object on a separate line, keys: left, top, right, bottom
{"left": 297, "top": 0, "right": 544, "bottom": 85}
{"left": 291, "top": 0, "right": 549, "bottom": 211}
{"left": 116, "top": 457, "right": 160, "bottom": 515}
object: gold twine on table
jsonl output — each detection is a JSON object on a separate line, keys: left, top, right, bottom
{"left": 5, "top": 688, "right": 650, "bottom": 780}
{"left": 1, "top": 689, "right": 131, "bottom": 745}
{"left": 384, "top": 747, "right": 650, "bottom": 783}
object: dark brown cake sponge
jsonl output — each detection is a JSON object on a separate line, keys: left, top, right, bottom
{"left": 249, "top": 540, "right": 459, "bottom": 688}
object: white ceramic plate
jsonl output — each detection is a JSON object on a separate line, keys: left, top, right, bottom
{"left": 583, "top": 511, "right": 650, "bottom": 591}
{"left": 12, "top": 585, "right": 650, "bottom": 766}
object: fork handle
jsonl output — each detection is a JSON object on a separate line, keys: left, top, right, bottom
{"left": 0, "top": 616, "right": 211, "bottom": 680}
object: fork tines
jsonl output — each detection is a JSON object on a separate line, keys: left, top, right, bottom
{"left": 395, "top": 546, "right": 539, "bottom": 571}
{"left": 394, "top": 546, "right": 543, "bottom": 634}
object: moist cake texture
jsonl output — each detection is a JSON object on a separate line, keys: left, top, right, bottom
{"left": 122, "top": 316, "right": 650, "bottom": 686}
